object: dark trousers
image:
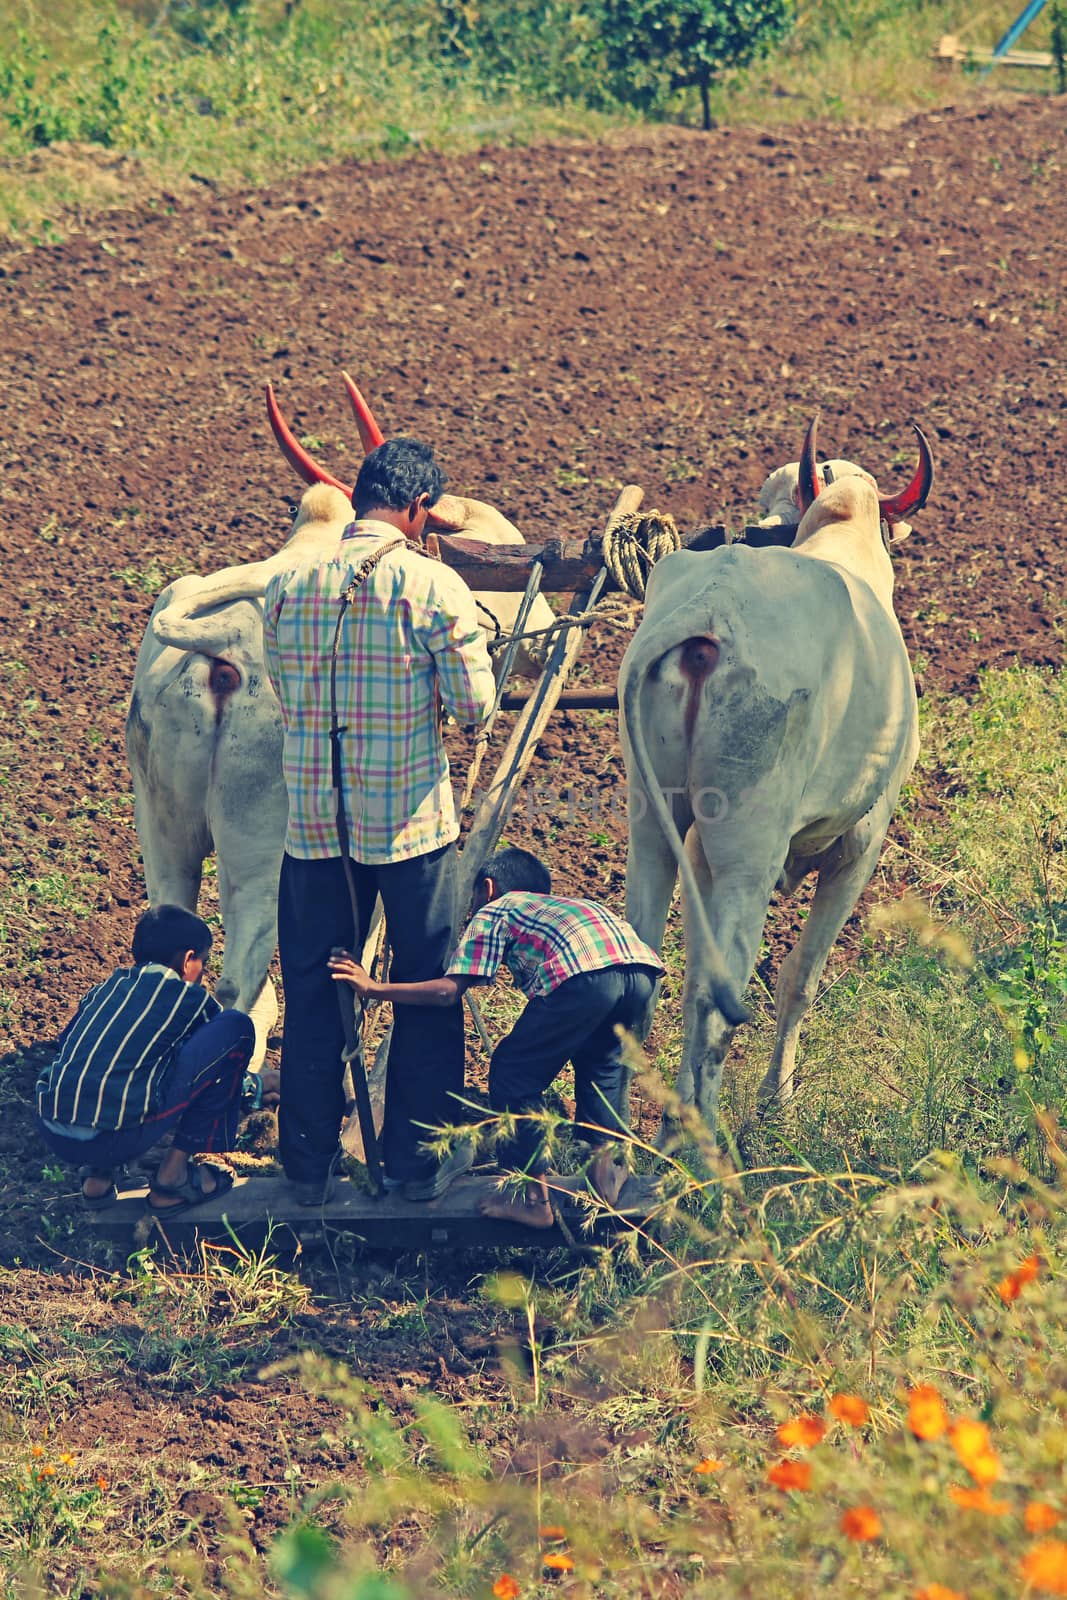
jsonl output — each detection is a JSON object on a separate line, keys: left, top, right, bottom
{"left": 37, "top": 1010, "right": 254, "bottom": 1172}
{"left": 489, "top": 964, "right": 658, "bottom": 1175}
{"left": 277, "top": 844, "right": 463, "bottom": 1184}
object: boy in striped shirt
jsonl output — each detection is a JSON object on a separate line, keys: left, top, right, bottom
{"left": 329, "top": 848, "right": 663, "bottom": 1230}
{"left": 36, "top": 905, "right": 254, "bottom": 1215}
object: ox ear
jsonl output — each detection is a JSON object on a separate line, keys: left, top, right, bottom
{"left": 341, "top": 370, "right": 386, "bottom": 454}
{"left": 796, "top": 413, "right": 821, "bottom": 513}
{"left": 878, "top": 423, "right": 934, "bottom": 524}
{"left": 265, "top": 383, "right": 353, "bottom": 496}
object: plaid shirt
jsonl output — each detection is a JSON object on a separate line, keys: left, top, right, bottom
{"left": 263, "top": 520, "right": 496, "bottom": 864}
{"left": 36, "top": 964, "right": 221, "bottom": 1131}
{"left": 447, "top": 891, "right": 664, "bottom": 999}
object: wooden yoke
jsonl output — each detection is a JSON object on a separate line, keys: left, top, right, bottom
{"left": 454, "top": 485, "right": 644, "bottom": 925}
{"left": 432, "top": 521, "right": 774, "bottom": 593}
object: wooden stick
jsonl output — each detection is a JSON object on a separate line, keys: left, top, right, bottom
{"left": 455, "top": 485, "right": 644, "bottom": 920}
{"left": 498, "top": 686, "right": 618, "bottom": 713}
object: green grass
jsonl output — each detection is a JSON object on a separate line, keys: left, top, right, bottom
{"left": 0, "top": 0, "right": 1063, "bottom": 245}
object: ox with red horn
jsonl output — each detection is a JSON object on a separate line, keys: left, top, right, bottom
{"left": 796, "top": 413, "right": 934, "bottom": 530}
{"left": 265, "top": 368, "right": 386, "bottom": 496}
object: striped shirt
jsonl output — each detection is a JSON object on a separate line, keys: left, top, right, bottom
{"left": 36, "top": 963, "right": 221, "bottom": 1131}
{"left": 262, "top": 520, "right": 496, "bottom": 863}
{"left": 447, "top": 891, "right": 664, "bottom": 999}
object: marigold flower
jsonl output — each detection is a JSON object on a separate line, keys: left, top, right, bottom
{"left": 30, "top": 1445, "right": 44, "bottom": 1458}
{"left": 539, "top": 1526, "right": 567, "bottom": 1539}
{"left": 776, "top": 1413, "right": 827, "bottom": 1449}
{"left": 907, "top": 1385, "right": 948, "bottom": 1441}
{"left": 1020, "top": 1538, "right": 1067, "bottom": 1595}
{"left": 1017, "top": 1253, "right": 1042, "bottom": 1284}
{"left": 694, "top": 1458, "right": 724, "bottom": 1475}
{"left": 1028, "top": 1503, "right": 1062, "bottom": 1534}
{"left": 841, "top": 1505, "right": 882, "bottom": 1542}
{"left": 767, "top": 1459, "right": 812, "bottom": 1492}
{"left": 829, "top": 1393, "right": 870, "bottom": 1427}
{"left": 914, "top": 1586, "right": 966, "bottom": 1600}
{"left": 948, "top": 1420, "right": 1001, "bottom": 1485}
{"left": 542, "top": 1552, "right": 574, "bottom": 1572}
{"left": 493, "top": 1577, "right": 520, "bottom": 1600}
{"left": 948, "top": 1484, "right": 1010, "bottom": 1515}
{"left": 38, "top": 1464, "right": 56, "bottom": 1477}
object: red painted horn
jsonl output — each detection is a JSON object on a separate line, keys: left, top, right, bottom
{"left": 265, "top": 383, "right": 353, "bottom": 495}
{"left": 796, "top": 412, "right": 821, "bottom": 513}
{"left": 878, "top": 424, "right": 934, "bottom": 522}
{"left": 341, "top": 369, "right": 386, "bottom": 453}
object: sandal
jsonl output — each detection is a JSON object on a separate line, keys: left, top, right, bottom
{"left": 78, "top": 1166, "right": 119, "bottom": 1211}
{"left": 146, "top": 1161, "right": 235, "bottom": 1217}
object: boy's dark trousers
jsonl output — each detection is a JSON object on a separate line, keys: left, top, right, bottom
{"left": 37, "top": 1009, "right": 254, "bottom": 1171}
{"left": 489, "top": 963, "right": 659, "bottom": 1175}
{"left": 277, "top": 843, "right": 463, "bottom": 1186}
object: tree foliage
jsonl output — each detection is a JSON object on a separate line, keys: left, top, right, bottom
{"left": 597, "top": 0, "right": 793, "bottom": 126}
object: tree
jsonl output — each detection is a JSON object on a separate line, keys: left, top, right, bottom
{"left": 598, "top": 0, "right": 792, "bottom": 128}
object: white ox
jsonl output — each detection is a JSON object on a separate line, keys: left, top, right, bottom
{"left": 126, "top": 374, "right": 554, "bottom": 1065}
{"left": 619, "top": 417, "right": 933, "bottom": 1131}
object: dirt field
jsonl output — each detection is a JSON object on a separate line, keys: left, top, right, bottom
{"left": 0, "top": 95, "right": 1064, "bottom": 1564}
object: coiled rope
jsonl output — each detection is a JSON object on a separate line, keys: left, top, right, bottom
{"left": 601, "top": 508, "right": 681, "bottom": 600}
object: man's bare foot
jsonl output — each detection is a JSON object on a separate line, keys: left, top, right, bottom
{"left": 148, "top": 1150, "right": 220, "bottom": 1210}
{"left": 478, "top": 1176, "right": 555, "bottom": 1230}
{"left": 589, "top": 1150, "right": 628, "bottom": 1208}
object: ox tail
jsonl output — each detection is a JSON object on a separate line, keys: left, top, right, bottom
{"left": 621, "top": 644, "right": 750, "bottom": 1030}
{"left": 152, "top": 562, "right": 274, "bottom": 653}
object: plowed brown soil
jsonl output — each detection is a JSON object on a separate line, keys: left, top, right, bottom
{"left": 0, "top": 98, "right": 1064, "bottom": 1543}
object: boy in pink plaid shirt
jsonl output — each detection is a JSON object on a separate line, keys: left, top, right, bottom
{"left": 330, "top": 847, "right": 663, "bottom": 1229}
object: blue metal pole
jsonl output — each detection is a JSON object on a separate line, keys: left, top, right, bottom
{"left": 980, "top": 0, "right": 1048, "bottom": 74}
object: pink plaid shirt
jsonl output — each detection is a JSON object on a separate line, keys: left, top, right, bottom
{"left": 447, "top": 891, "right": 663, "bottom": 999}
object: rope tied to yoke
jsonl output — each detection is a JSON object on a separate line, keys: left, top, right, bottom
{"left": 480, "top": 507, "right": 681, "bottom": 658}
{"left": 600, "top": 507, "right": 682, "bottom": 600}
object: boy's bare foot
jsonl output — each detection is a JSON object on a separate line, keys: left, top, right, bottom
{"left": 589, "top": 1150, "right": 628, "bottom": 1207}
{"left": 80, "top": 1168, "right": 115, "bottom": 1202}
{"left": 478, "top": 1176, "right": 555, "bottom": 1230}
{"left": 148, "top": 1149, "right": 220, "bottom": 1210}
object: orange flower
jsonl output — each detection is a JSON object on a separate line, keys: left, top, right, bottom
{"left": 1017, "top": 1253, "right": 1042, "bottom": 1284}
{"left": 776, "top": 1414, "right": 827, "bottom": 1449}
{"left": 58, "top": 1452, "right": 76, "bottom": 1466}
{"left": 493, "top": 1577, "right": 520, "bottom": 1600}
{"left": 907, "top": 1385, "right": 948, "bottom": 1441}
{"left": 998, "top": 1273, "right": 1024, "bottom": 1304}
{"left": 30, "top": 1445, "right": 44, "bottom": 1458}
{"left": 1020, "top": 1538, "right": 1067, "bottom": 1595}
{"left": 841, "top": 1505, "right": 882, "bottom": 1542}
{"left": 949, "top": 1420, "right": 1001, "bottom": 1485}
{"left": 542, "top": 1552, "right": 574, "bottom": 1573}
{"left": 948, "top": 1484, "right": 1010, "bottom": 1515}
{"left": 694, "top": 1458, "right": 724, "bottom": 1475}
{"left": 1028, "top": 1503, "right": 1063, "bottom": 1534}
{"left": 38, "top": 1464, "right": 56, "bottom": 1478}
{"left": 914, "top": 1586, "right": 966, "bottom": 1600}
{"left": 96, "top": 1477, "right": 108, "bottom": 1491}
{"left": 829, "top": 1393, "right": 870, "bottom": 1427}
{"left": 539, "top": 1527, "right": 567, "bottom": 1540}
{"left": 767, "top": 1459, "right": 812, "bottom": 1492}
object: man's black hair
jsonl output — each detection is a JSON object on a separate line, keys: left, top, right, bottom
{"left": 352, "top": 437, "right": 446, "bottom": 517}
{"left": 478, "top": 847, "right": 551, "bottom": 897}
{"left": 132, "top": 904, "right": 213, "bottom": 969}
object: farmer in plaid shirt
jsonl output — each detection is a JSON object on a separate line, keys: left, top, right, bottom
{"left": 263, "top": 438, "right": 496, "bottom": 1205}
{"left": 330, "top": 847, "right": 664, "bottom": 1230}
